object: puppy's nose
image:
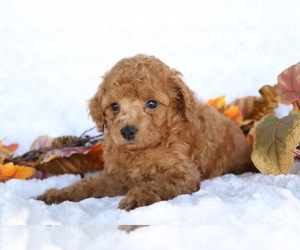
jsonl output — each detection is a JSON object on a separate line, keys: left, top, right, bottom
{"left": 120, "top": 125, "right": 138, "bottom": 141}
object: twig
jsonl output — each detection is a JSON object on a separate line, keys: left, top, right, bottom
{"left": 64, "top": 134, "right": 103, "bottom": 148}
{"left": 79, "top": 126, "right": 97, "bottom": 138}
{"left": 3, "top": 158, "right": 34, "bottom": 167}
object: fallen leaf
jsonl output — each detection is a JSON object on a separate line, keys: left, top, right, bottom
{"left": 231, "top": 85, "right": 279, "bottom": 120}
{"left": 231, "top": 96, "right": 258, "bottom": 120}
{"left": 251, "top": 114, "right": 300, "bottom": 175}
{"left": 223, "top": 105, "right": 243, "bottom": 122}
{"left": 289, "top": 100, "right": 300, "bottom": 114}
{"left": 2, "top": 143, "right": 19, "bottom": 152}
{"left": 238, "top": 119, "right": 255, "bottom": 133}
{"left": 207, "top": 96, "right": 243, "bottom": 122}
{"left": 0, "top": 140, "right": 13, "bottom": 158}
{"left": 293, "top": 149, "right": 300, "bottom": 158}
{"left": 39, "top": 146, "right": 87, "bottom": 163}
{"left": 0, "top": 162, "right": 36, "bottom": 182}
{"left": 0, "top": 147, "right": 11, "bottom": 158}
{"left": 52, "top": 136, "right": 80, "bottom": 148}
{"left": 277, "top": 62, "right": 300, "bottom": 104}
{"left": 30, "top": 135, "right": 54, "bottom": 150}
{"left": 207, "top": 95, "right": 227, "bottom": 113}
{"left": 36, "top": 143, "right": 104, "bottom": 175}
{"left": 246, "top": 121, "right": 257, "bottom": 150}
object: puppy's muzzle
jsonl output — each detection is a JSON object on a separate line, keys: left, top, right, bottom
{"left": 120, "top": 125, "right": 138, "bottom": 141}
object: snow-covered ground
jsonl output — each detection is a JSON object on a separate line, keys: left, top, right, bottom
{"left": 2, "top": 173, "right": 300, "bottom": 249}
{"left": 1, "top": 0, "right": 300, "bottom": 249}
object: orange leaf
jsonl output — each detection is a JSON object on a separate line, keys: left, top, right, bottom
{"left": 0, "top": 162, "right": 36, "bottom": 182}
{"left": 223, "top": 105, "right": 243, "bottom": 122}
{"left": 85, "top": 142, "right": 104, "bottom": 169}
{"left": 0, "top": 162, "right": 17, "bottom": 178}
{"left": 207, "top": 95, "right": 227, "bottom": 113}
{"left": 2, "top": 143, "right": 19, "bottom": 152}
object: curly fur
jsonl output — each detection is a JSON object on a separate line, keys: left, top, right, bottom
{"left": 38, "top": 54, "right": 256, "bottom": 210}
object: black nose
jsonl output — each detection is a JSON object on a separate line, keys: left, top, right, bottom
{"left": 120, "top": 125, "right": 138, "bottom": 141}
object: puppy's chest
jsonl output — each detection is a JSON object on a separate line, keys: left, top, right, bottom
{"left": 115, "top": 151, "right": 161, "bottom": 181}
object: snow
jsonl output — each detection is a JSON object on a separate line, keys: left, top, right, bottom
{"left": 2, "top": 173, "right": 300, "bottom": 249}
{"left": 1, "top": 0, "right": 300, "bottom": 249}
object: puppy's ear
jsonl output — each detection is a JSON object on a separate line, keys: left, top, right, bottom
{"left": 168, "top": 70, "right": 197, "bottom": 123}
{"left": 89, "top": 82, "right": 106, "bottom": 132}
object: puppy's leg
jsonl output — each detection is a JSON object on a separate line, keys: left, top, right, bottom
{"left": 37, "top": 172, "right": 127, "bottom": 205}
{"left": 118, "top": 169, "right": 200, "bottom": 211}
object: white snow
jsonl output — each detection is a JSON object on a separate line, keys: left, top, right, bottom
{"left": 1, "top": 0, "right": 300, "bottom": 249}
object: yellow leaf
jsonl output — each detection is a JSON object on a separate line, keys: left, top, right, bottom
{"left": 14, "top": 166, "right": 36, "bottom": 179}
{"left": 43, "top": 154, "right": 62, "bottom": 163}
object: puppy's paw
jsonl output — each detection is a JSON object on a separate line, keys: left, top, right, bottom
{"left": 118, "top": 187, "right": 161, "bottom": 211}
{"left": 37, "top": 188, "right": 66, "bottom": 205}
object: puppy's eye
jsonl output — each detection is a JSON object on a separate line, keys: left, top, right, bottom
{"left": 146, "top": 100, "right": 159, "bottom": 109}
{"left": 111, "top": 103, "right": 120, "bottom": 112}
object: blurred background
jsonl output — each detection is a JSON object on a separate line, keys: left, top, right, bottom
{"left": 1, "top": 0, "right": 300, "bottom": 153}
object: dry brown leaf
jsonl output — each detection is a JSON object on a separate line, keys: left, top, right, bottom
{"left": 246, "top": 121, "right": 257, "bottom": 150}
{"left": 52, "top": 136, "right": 80, "bottom": 148}
{"left": 230, "top": 96, "right": 258, "bottom": 120}
{"left": 289, "top": 100, "right": 300, "bottom": 114}
{"left": 36, "top": 143, "right": 104, "bottom": 175}
{"left": 231, "top": 85, "right": 279, "bottom": 120}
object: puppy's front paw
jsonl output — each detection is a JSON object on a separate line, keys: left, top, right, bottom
{"left": 118, "top": 187, "right": 161, "bottom": 211}
{"left": 37, "top": 188, "right": 66, "bottom": 205}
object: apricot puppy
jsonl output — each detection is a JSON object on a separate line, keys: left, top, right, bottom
{"left": 38, "top": 54, "right": 255, "bottom": 210}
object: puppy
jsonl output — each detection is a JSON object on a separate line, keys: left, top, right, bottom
{"left": 38, "top": 54, "right": 255, "bottom": 210}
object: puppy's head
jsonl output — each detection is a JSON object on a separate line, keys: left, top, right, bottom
{"left": 89, "top": 54, "right": 196, "bottom": 151}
